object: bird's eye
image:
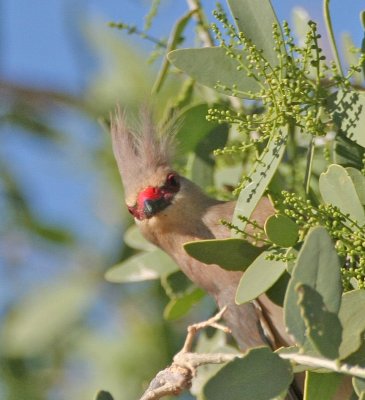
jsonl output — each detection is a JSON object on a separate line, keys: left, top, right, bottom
{"left": 166, "top": 173, "right": 180, "bottom": 189}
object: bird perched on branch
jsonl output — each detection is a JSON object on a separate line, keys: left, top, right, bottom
{"left": 110, "top": 109, "right": 359, "bottom": 400}
{"left": 110, "top": 108, "right": 291, "bottom": 351}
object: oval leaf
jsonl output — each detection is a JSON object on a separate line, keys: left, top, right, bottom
{"left": 203, "top": 347, "right": 293, "bottom": 400}
{"left": 346, "top": 167, "right": 365, "bottom": 205}
{"left": 284, "top": 227, "right": 341, "bottom": 346}
{"left": 328, "top": 89, "right": 365, "bottom": 148}
{"left": 105, "top": 249, "right": 178, "bottom": 282}
{"left": 264, "top": 214, "right": 299, "bottom": 247}
{"left": 184, "top": 238, "right": 264, "bottom": 271}
{"left": 319, "top": 164, "right": 365, "bottom": 225}
{"left": 236, "top": 251, "right": 286, "bottom": 304}
{"left": 297, "top": 284, "right": 342, "bottom": 360}
{"left": 353, "top": 377, "right": 365, "bottom": 397}
{"left": 163, "top": 288, "right": 205, "bottom": 320}
{"left": 304, "top": 372, "right": 343, "bottom": 400}
{"left": 168, "top": 47, "right": 261, "bottom": 97}
{"left": 338, "top": 290, "right": 365, "bottom": 359}
{"left": 232, "top": 130, "right": 288, "bottom": 233}
{"left": 227, "top": 0, "right": 280, "bottom": 66}
{"left": 334, "top": 132, "right": 365, "bottom": 169}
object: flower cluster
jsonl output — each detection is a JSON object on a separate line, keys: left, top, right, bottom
{"left": 207, "top": 5, "right": 364, "bottom": 158}
{"left": 281, "top": 191, "right": 365, "bottom": 290}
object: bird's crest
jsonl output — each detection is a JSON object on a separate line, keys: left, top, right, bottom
{"left": 110, "top": 107, "right": 177, "bottom": 197}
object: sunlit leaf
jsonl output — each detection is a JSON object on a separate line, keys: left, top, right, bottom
{"left": 328, "top": 90, "right": 365, "bottom": 148}
{"left": 105, "top": 249, "right": 178, "bottom": 282}
{"left": 168, "top": 47, "right": 261, "bottom": 97}
{"left": 163, "top": 288, "right": 205, "bottom": 320}
{"left": 346, "top": 167, "right": 365, "bottom": 205}
{"left": 319, "top": 164, "right": 365, "bottom": 225}
{"left": 236, "top": 251, "right": 286, "bottom": 304}
{"left": 304, "top": 371, "right": 343, "bottom": 400}
{"left": 264, "top": 214, "right": 299, "bottom": 247}
{"left": 227, "top": 0, "right": 280, "bottom": 66}
{"left": 353, "top": 377, "right": 365, "bottom": 398}
{"left": 232, "top": 130, "right": 288, "bottom": 233}
{"left": 334, "top": 132, "right": 365, "bottom": 169}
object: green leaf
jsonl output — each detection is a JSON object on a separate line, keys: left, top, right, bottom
{"left": 163, "top": 288, "right": 205, "bottom": 320}
{"left": 203, "top": 347, "right": 293, "bottom": 400}
{"left": 284, "top": 227, "right": 341, "bottom": 346}
{"left": 264, "top": 214, "right": 299, "bottom": 247}
{"left": 176, "top": 104, "right": 224, "bottom": 154}
{"left": 304, "top": 372, "right": 343, "bottom": 400}
{"left": 346, "top": 167, "right": 365, "bottom": 205}
{"left": 353, "top": 377, "right": 365, "bottom": 397}
{"left": 334, "top": 132, "right": 365, "bottom": 169}
{"left": 124, "top": 225, "right": 156, "bottom": 251}
{"left": 227, "top": 0, "right": 281, "bottom": 66}
{"left": 176, "top": 103, "right": 229, "bottom": 189}
{"left": 235, "top": 251, "right": 286, "bottom": 304}
{"left": 186, "top": 122, "right": 229, "bottom": 188}
{"left": 191, "top": 331, "right": 240, "bottom": 398}
{"left": 183, "top": 238, "right": 264, "bottom": 271}
{"left": 328, "top": 90, "right": 365, "bottom": 148}
{"left": 162, "top": 271, "right": 206, "bottom": 320}
{"left": 152, "top": 9, "right": 196, "bottom": 93}
{"left": 319, "top": 164, "right": 365, "bottom": 225}
{"left": 105, "top": 249, "right": 178, "bottom": 282}
{"left": 343, "top": 331, "right": 365, "bottom": 368}
{"left": 297, "top": 284, "right": 342, "bottom": 359}
{"left": 232, "top": 130, "right": 288, "bottom": 233}
{"left": 168, "top": 47, "right": 261, "bottom": 97}
{"left": 95, "top": 391, "right": 114, "bottom": 400}
{"left": 161, "top": 270, "right": 193, "bottom": 298}
{"left": 338, "top": 290, "right": 365, "bottom": 359}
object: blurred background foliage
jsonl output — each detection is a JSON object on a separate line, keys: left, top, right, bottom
{"left": 0, "top": 1, "right": 364, "bottom": 399}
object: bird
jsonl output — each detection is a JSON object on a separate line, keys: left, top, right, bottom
{"left": 110, "top": 107, "right": 293, "bottom": 342}
{"left": 110, "top": 108, "right": 357, "bottom": 400}
{"left": 110, "top": 108, "right": 301, "bottom": 398}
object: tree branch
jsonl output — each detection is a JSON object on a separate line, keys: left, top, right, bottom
{"left": 138, "top": 307, "right": 232, "bottom": 400}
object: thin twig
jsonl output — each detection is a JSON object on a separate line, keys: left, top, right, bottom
{"left": 138, "top": 307, "right": 230, "bottom": 400}
{"left": 280, "top": 352, "right": 365, "bottom": 379}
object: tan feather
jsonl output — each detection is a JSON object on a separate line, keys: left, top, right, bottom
{"left": 110, "top": 107, "right": 177, "bottom": 200}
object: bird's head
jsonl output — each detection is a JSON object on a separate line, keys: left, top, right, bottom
{"left": 110, "top": 108, "right": 182, "bottom": 221}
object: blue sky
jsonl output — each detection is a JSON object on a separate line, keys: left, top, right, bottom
{"left": 1, "top": 0, "right": 363, "bottom": 94}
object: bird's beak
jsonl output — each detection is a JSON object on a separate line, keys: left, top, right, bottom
{"left": 143, "top": 198, "right": 170, "bottom": 218}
